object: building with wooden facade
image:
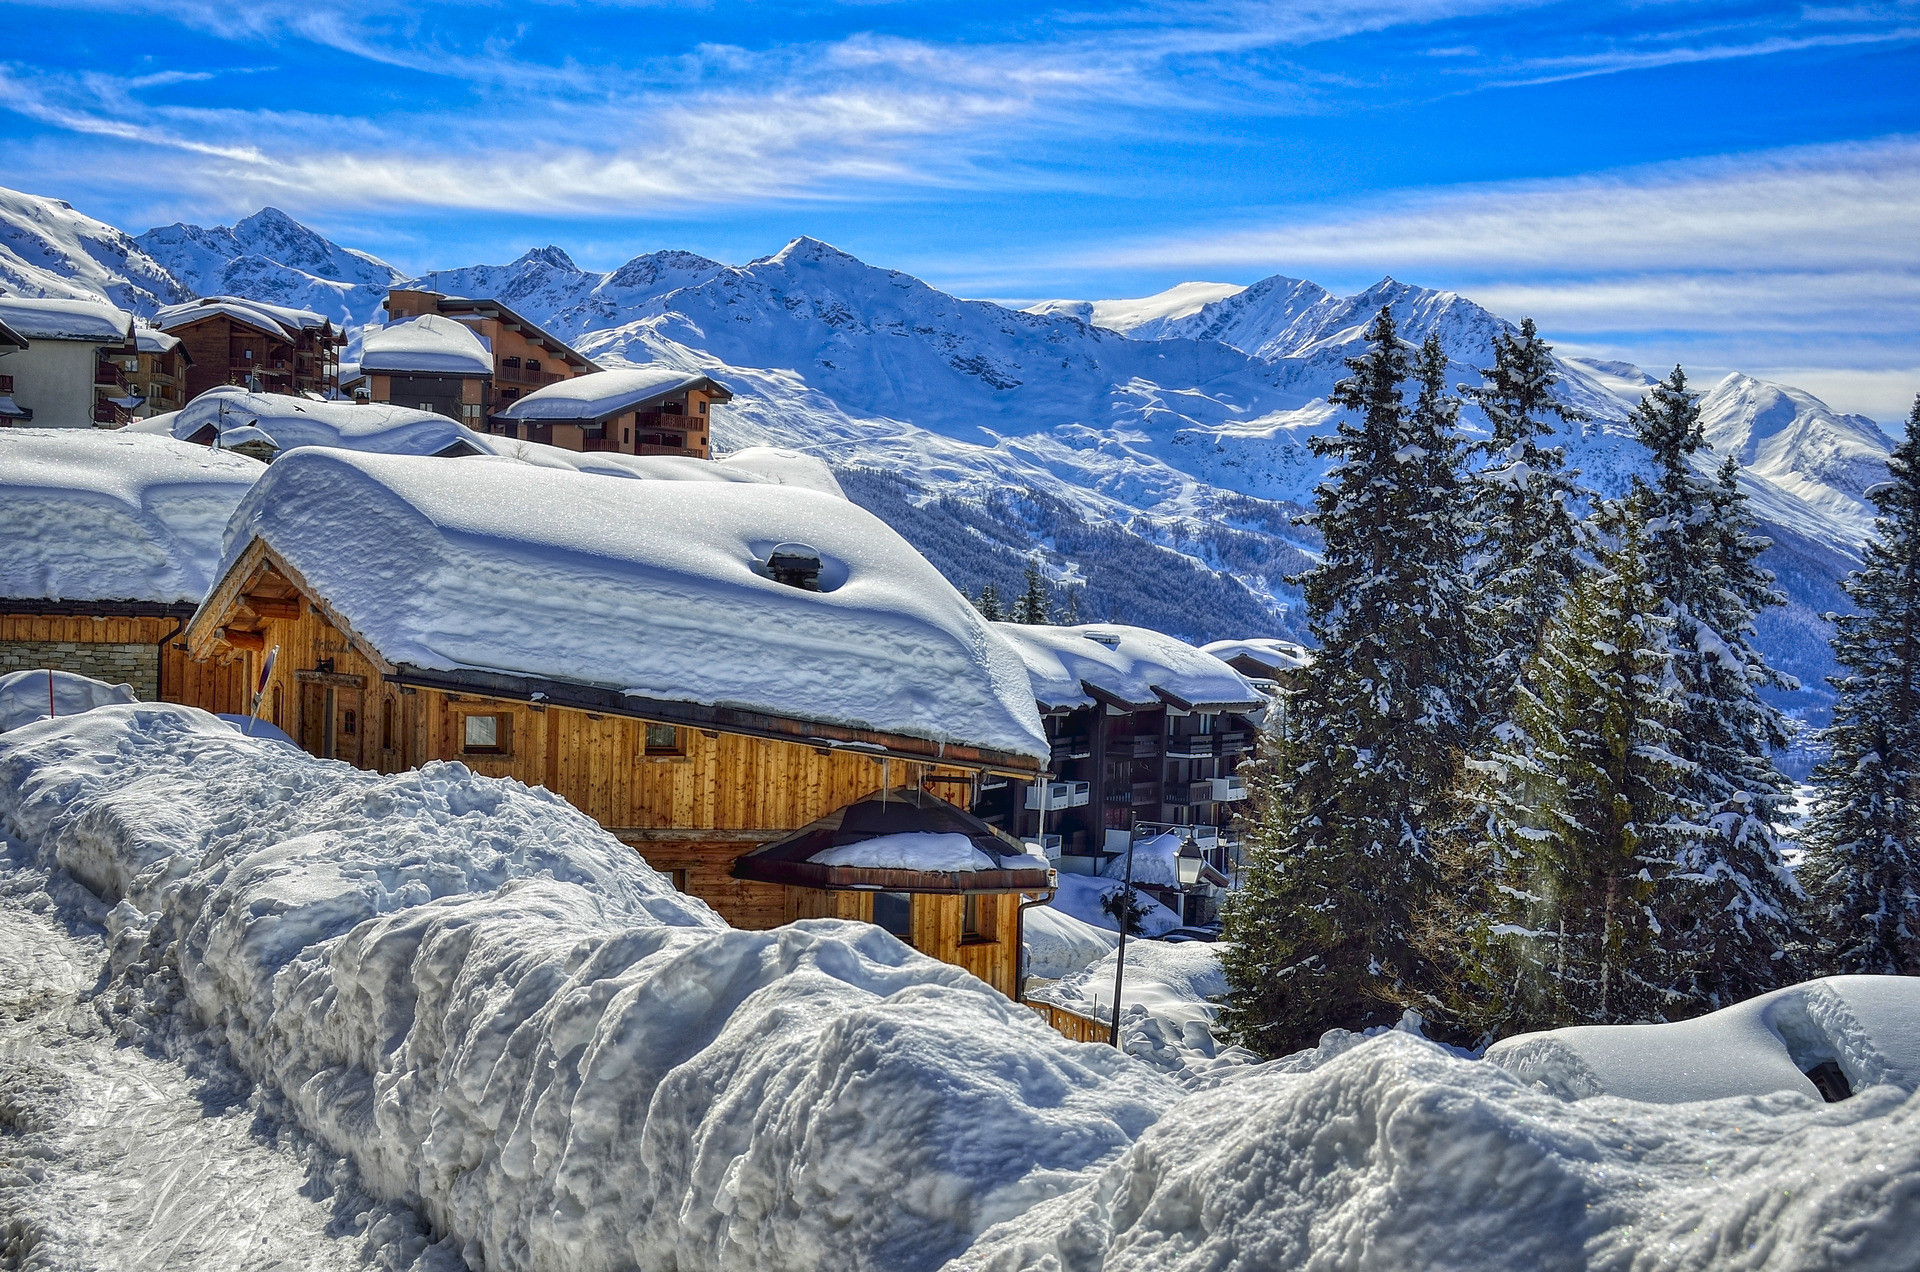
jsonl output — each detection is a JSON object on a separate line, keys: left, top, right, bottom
{"left": 0, "top": 429, "right": 259, "bottom": 709}
{"left": 154, "top": 296, "right": 342, "bottom": 402}
{"left": 494, "top": 366, "right": 729, "bottom": 459}
{"left": 0, "top": 297, "right": 141, "bottom": 428}
{"left": 984, "top": 623, "right": 1265, "bottom": 925}
{"left": 356, "top": 313, "right": 496, "bottom": 428}
{"left": 379, "top": 289, "right": 598, "bottom": 419}
{"left": 134, "top": 387, "right": 491, "bottom": 461}
{"left": 184, "top": 448, "right": 1050, "bottom": 997}
{"left": 131, "top": 328, "right": 192, "bottom": 417}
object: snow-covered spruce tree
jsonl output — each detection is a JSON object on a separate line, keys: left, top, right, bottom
{"left": 975, "top": 582, "right": 1004, "bottom": 621}
{"left": 1631, "top": 366, "right": 1801, "bottom": 1009}
{"left": 1221, "top": 318, "right": 1477, "bottom": 1056}
{"left": 1464, "top": 317, "right": 1590, "bottom": 724}
{"left": 1012, "top": 559, "right": 1052, "bottom": 624}
{"left": 1802, "top": 395, "right": 1920, "bottom": 975}
{"left": 1427, "top": 504, "right": 1702, "bottom": 1036}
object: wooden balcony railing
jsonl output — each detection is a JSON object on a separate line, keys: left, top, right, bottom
{"left": 94, "top": 361, "right": 128, "bottom": 389}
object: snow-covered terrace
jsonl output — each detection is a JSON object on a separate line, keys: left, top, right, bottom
{"left": 0, "top": 429, "right": 263, "bottom": 607}
{"left": 992, "top": 621, "right": 1263, "bottom": 714}
{"left": 199, "top": 447, "right": 1048, "bottom": 764}
{"left": 497, "top": 365, "right": 732, "bottom": 423}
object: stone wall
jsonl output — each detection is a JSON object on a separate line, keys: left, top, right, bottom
{"left": 0, "top": 641, "right": 159, "bottom": 700}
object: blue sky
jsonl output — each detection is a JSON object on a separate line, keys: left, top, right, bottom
{"left": 5, "top": 0, "right": 1918, "bottom": 416}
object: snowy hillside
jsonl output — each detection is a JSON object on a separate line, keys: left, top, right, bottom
{"left": 2, "top": 184, "right": 1894, "bottom": 725}
{"left": 135, "top": 208, "right": 404, "bottom": 330}
{"left": 0, "top": 185, "right": 191, "bottom": 315}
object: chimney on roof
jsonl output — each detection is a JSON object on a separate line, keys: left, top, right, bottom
{"left": 765, "top": 544, "right": 823, "bottom": 591}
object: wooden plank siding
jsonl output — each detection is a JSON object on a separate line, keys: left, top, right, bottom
{"left": 184, "top": 563, "right": 1037, "bottom": 1000}
{"left": 0, "top": 613, "right": 248, "bottom": 712}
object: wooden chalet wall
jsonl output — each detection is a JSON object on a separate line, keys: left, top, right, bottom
{"left": 202, "top": 588, "right": 1015, "bottom": 961}
{"left": 1, "top": 612, "right": 248, "bottom": 711}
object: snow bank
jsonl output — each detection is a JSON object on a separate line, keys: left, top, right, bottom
{"left": 359, "top": 313, "right": 493, "bottom": 375}
{"left": 1021, "top": 904, "right": 1116, "bottom": 981}
{"left": 0, "top": 295, "right": 131, "bottom": 341}
{"left": 0, "top": 704, "right": 1171, "bottom": 1272}
{"left": 955, "top": 1026, "right": 1920, "bottom": 1271}
{"left": 0, "top": 428, "right": 262, "bottom": 604}
{"left": 0, "top": 669, "right": 136, "bottom": 732}
{"left": 160, "top": 387, "right": 488, "bottom": 457}
{"left": 1031, "top": 941, "right": 1245, "bottom": 1080}
{"left": 1048, "top": 871, "right": 1180, "bottom": 938}
{"left": 219, "top": 447, "right": 1047, "bottom": 759}
{"left": 991, "top": 622, "right": 1261, "bottom": 713}
{"left": 1488, "top": 976, "right": 1920, "bottom": 1103}
{"left": 482, "top": 437, "right": 843, "bottom": 496}
{"left": 809, "top": 831, "right": 1000, "bottom": 871}
{"left": 498, "top": 366, "right": 717, "bottom": 421}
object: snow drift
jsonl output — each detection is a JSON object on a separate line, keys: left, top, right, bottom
{"left": 0, "top": 668, "right": 136, "bottom": 732}
{"left": 0, "top": 704, "right": 1169, "bottom": 1272}
{"left": 0, "top": 428, "right": 263, "bottom": 604}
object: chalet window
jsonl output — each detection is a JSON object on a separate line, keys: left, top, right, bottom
{"left": 961, "top": 894, "right": 997, "bottom": 944}
{"left": 623, "top": 428, "right": 631, "bottom": 444}
{"left": 462, "top": 713, "right": 510, "bottom": 755}
{"left": 341, "top": 709, "right": 357, "bottom": 737}
{"left": 271, "top": 684, "right": 283, "bottom": 728}
{"left": 874, "top": 892, "right": 913, "bottom": 945}
{"left": 698, "top": 401, "right": 708, "bottom": 414}
{"left": 669, "top": 868, "right": 689, "bottom": 893}
{"left": 503, "top": 356, "right": 521, "bottom": 369}
{"left": 525, "top": 358, "right": 542, "bottom": 374}
{"left": 645, "top": 723, "right": 681, "bottom": 755}
{"left": 382, "top": 699, "right": 396, "bottom": 750}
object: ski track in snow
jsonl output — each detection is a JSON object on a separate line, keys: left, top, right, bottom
{"left": 0, "top": 841, "right": 449, "bottom": 1271}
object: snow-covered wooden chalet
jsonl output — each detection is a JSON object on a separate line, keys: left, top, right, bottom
{"left": 0, "top": 429, "right": 259, "bottom": 708}
{"left": 494, "top": 366, "right": 731, "bottom": 459}
{"left": 985, "top": 623, "right": 1265, "bottom": 926}
{"left": 380, "top": 288, "right": 599, "bottom": 419}
{"left": 154, "top": 296, "right": 343, "bottom": 402}
{"left": 184, "top": 449, "right": 1051, "bottom": 994}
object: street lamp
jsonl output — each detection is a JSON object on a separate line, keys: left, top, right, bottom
{"left": 1176, "top": 830, "right": 1204, "bottom": 887}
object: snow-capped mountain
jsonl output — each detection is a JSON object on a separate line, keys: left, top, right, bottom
{"left": 134, "top": 208, "right": 405, "bottom": 330}
{"left": 3, "top": 182, "right": 1895, "bottom": 728}
{"left": 0, "top": 185, "right": 192, "bottom": 315}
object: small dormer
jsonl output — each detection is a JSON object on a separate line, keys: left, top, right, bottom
{"left": 765, "top": 544, "right": 823, "bottom": 591}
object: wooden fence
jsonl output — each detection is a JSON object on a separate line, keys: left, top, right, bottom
{"left": 1027, "top": 999, "right": 1109, "bottom": 1044}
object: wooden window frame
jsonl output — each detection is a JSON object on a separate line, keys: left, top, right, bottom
{"left": 960, "top": 893, "right": 998, "bottom": 946}
{"left": 459, "top": 711, "right": 513, "bottom": 757}
{"left": 644, "top": 722, "right": 682, "bottom": 756}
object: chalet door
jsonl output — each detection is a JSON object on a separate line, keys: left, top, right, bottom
{"left": 298, "top": 680, "right": 364, "bottom": 764}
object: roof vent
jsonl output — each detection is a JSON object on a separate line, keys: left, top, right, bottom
{"left": 1086, "top": 631, "right": 1123, "bottom": 649}
{"left": 764, "top": 543, "right": 823, "bottom": 592}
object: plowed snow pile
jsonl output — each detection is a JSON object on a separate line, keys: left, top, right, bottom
{"left": 3, "top": 703, "right": 1918, "bottom": 1272}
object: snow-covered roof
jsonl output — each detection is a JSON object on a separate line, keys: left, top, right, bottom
{"left": 153, "top": 295, "right": 329, "bottom": 340}
{"left": 1200, "top": 637, "right": 1310, "bottom": 678}
{"left": 210, "top": 449, "right": 1047, "bottom": 760}
{"left": 992, "top": 622, "right": 1263, "bottom": 713}
{"left": 497, "top": 366, "right": 729, "bottom": 422}
{"left": 0, "top": 295, "right": 132, "bottom": 343}
{"left": 359, "top": 313, "right": 493, "bottom": 376}
{"left": 809, "top": 832, "right": 1000, "bottom": 872}
{"left": 133, "top": 327, "right": 182, "bottom": 354}
{"left": 0, "top": 429, "right": 263, "bottom": 605}
{"left": 159, "top": 389, "right": 488, "bottom": 458}
{"left": 486, "top": 439, "right": 844, "bottom": 496}
{"left": 1488, "top": 975, "right": 1920, "bottom": 1102}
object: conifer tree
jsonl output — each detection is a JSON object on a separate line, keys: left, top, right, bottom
{"left": 1802, "top": 395, "right": 1920, "bottom": 975}
{"left": 975, "top": 582, "right": 1004, "bottom": 621}
{"left": 1221, "top": 316, "right": 1476, "bottom": 1055}
{"left": 1013, "top": 559, "right": 1052, "bottom": 624}
{"left": 1465, "top": 318, "right": 1589, "bottom": 722}
{"left": 1430, "top": 505, "right": 1700, "bottom": 1036}
{"left": 1631, "top": 366, "right": 1801, "bottom": 1009}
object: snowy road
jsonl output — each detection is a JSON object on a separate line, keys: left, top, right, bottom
{"left": 0, "top": 845, "right": 448, "bottom": 1271}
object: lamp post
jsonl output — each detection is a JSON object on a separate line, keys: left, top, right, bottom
{"left": 1109, "top": 827, "right": 1206, "bottom": 1048}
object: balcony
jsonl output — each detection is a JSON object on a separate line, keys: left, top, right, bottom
{"left": 92, "top": 399, "right": 131, "bottom": 426}
{"left": 1025, "top": 780, "right": 1090, "bottom": 811}
{"left": 1218, "top": 730, "right": 1251, "bottom": 754}
{"left": 582, "top": 438, "right": 621, "bottom": 451}
{"left": 635, "top": 443, "right": 695, "bottom": 456}
{"left": 1130, "top": 781, "right": 1160, "bottom": 807}
{"left": 1049, "top": 734, "right": 1090, "bottom": 763}
{"left": 1166, "top": 734, "right": 1218, "bottom": 759}
{"left": 1129, "top": 735, "right": 1161, "bottom": 759}
{"left": 1133, "top": 821, "right": 1219, "bottom": 849}
{"left": 0, "top": 374, "right": 12, "bottom": 394}
{"left": 1208, "top": 775, "right": 1248, "bottom": 802}
{"left": 94, "top": 361, "right": 128, "bottom": 389}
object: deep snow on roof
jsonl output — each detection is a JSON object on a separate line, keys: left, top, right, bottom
{"left": 156, "top": 388, "right": 487, "bottom": 457}
{"left": 1201, "top": 636, "right": 1310, "bottom": 677}
{"left": 992, "top": 622, "right": 1262, "bottom": 713}
{"left": 154, "top": 295, "right": 329, "bottom": 340}
{"left": 217, "top": 449, "right": 1046, "bottom": 758}
{"left": 359, "top": 313, "right": 493, "bottom": 375}
{"left": 0, "top": 429, "right": 263, "bottom": 604}
{"left": 488, "top": 439, "right": 844, "bottom": 496}
{"left": 0, "top": 295, "right": 132, "bottom": 342}
{"left": 133, "top": 327, "right": 182, "bottom": 354}
{"left": 497, "top": 366, "right": 721, "bottom": 421}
